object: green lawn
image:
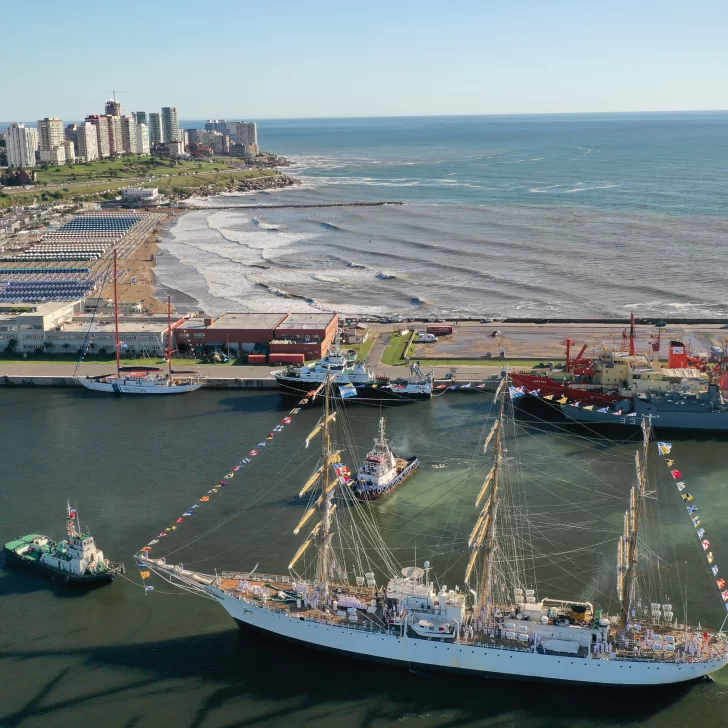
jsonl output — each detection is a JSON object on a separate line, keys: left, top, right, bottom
{"left": 381, "top": 332, "right": 414, "bottom": 366}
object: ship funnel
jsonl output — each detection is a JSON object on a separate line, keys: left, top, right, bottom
{"left": 668, "top": 340, "right": 689, "bottom": 369}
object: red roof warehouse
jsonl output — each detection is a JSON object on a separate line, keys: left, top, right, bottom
{"left": 174, "top": 312, "right": 338, "bottom": 360}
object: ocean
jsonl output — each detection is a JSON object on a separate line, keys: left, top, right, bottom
{"left": 157, "top": 113, "right": 728, "bottom": 319}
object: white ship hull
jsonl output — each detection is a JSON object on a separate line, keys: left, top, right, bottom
{"left": 78, "top": 377, "right": 202, "bottom": 394}
{"left": 215, "top": 590, "right": 726, "bottom": 686}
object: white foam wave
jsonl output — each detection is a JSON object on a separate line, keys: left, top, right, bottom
{"left": 565, "top": 184, "right": 619, "bottom": 193}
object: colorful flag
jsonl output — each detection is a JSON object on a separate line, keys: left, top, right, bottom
{"left": 702, "top": 539, "right": 711, "bottom": 551}
{"left": 543, "top": 394, "right": 554, "bottom": 401}
{"left": 266, "top": 434, "right": 274, "bottom": 440}
{"left": 434, "top": 384, "right": 447, "bottom": 389}
{"left": 613, "top": 410, "right": 623, "bottom": 416}
{"left": 176, "top": 518, "right": 184, "bottom": 523}
{"left": 140, "top": 546, "right": 152, "bottom": 552}
{"left": 557, "top": 397, "right": 568, "bottom": 404}
{"left": 528, "top": 388, "right": 540, "bottom": 396}
{"left": 687, "top": 505, "right": 698, "bottom": 514}
{"left": 718, "top": 579, "right": 726, "bottom": 590}
{"left": 583, "top": 405, "right": 594, "bottom": 411}
{"left": 722, "top": 590, "right": 728, "bottom": 603}
{"left": 462, "top": 382, "right": 472, "bottom": 388}
{"left": 191, "top": 504, "right": 200, "bottom": 509}
{"left": 681, "top": 493, "right": 694, "bottom": 502}
{"left": 712, "top": 565, "right": 720, "bottom": 577}
{"left": 145, "top": 586, "right": 155, "bottom": 592}
{"left": 666, "top": 459, "right": 675, "bottom": 467}
{"left": 692, "top": 516, "right": 701, "bottom": 526}
{"left": 676, "top": 481, "right": 686, "bottom": 491}
{"left": 200, "top": 495, "right": 210, "bottom": 502}
{"left": 657, "top": 442, "right": 672, "bottom": 456}
{"left": 697, "top": 528, "right": 705, "bottom": 538}
{"left": 282, "top": 417, "right": 293, "bottom": 424}
{"left": 158, "top": 532, "right": 167, "bottom": 537}
{"left": 339, "top": 383, "right": 358, "bottom": 399}
{"left": 569, "top": 401, "right": 580, "bottom": 407}
{"left": 249, "top": 450, "right": 258, "bottom": 456}
{"left": 140, "top": 570, "right": 151, "bottom": 579}
{"left": 183, "top": 512, "right": 192, "bottom": 517}
{"left": 708, "top": 552, "right": 715, "bottom": 564}
{"left": 597, "top": 407, "right": 609, "bottom": 413}
{"left": 509, "top": 386, "right": 525, "bottom": 399}
{"left": 233, "top": 466, "right": 242, "bottom": 472}
{"left": 476, "top": 383, "right": 486, "bottom": 389}
{"left": 671, "top": 469, "right": 682, "bottom": 479}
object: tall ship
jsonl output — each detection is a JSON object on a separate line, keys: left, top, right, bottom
{"left": 78, "top": 251, "right": 202, "bottom": 395}
{"left": 561, "top": 383, "right": 728, "bottom": 431}
{"left": 272, "top": 339, "right": 432, "bottom": 403}
{"left": 4, "top": 503, "right": 124, "bottom": 586}
{"left": 511, "top": 316, "right": 713, "bottom": 405}
{"left": 351, "top": 417, "right": 419, "bottom": 500}
{"left": 140, "top": 377, "right": 728, "bottom": 686}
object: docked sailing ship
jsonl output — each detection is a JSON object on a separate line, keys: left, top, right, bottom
{"left": 351, "top": 417, "right": 419, "bottom": 500}
{"left": 272, "top": 340, "right": 432, "bottom": 403}
{"left": 78, "top": 251, "right": 202, "bottom": 395}
{"left": 4, "top": 503, "right": 124, "bottom": 585}
{"left": 140, "top": 377, "right": 728, "bottom": 685}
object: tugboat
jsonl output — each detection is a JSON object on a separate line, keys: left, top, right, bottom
{"left": 352, "top": 417, "right": 419, "bottom": 500}
{"left": 4, "top": 503, "right": 125, "bottom": 586}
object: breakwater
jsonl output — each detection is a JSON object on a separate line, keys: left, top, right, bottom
{"left": 183, "top": 201, "right": 404, "bottom": 210}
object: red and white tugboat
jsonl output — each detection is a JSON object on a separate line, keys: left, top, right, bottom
{"left": 352, "top": 417, "right": 419, "bottom": 500}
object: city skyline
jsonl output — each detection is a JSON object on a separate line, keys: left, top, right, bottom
{"left": 4, "top": 0, "right": 728, "bottom": 120}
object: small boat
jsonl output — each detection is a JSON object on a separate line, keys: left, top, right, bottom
{"left": 352, "top": 417, "right": 419, "bottom": 500}
{"left": 4, "top": 503, "right": 124, "bottom": 586}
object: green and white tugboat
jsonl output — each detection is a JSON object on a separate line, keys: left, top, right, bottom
{"left": 3, "top": 503, "right": 124, "bottom": 586}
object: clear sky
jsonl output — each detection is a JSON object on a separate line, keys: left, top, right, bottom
{"left": 4, "top": 0, "right": 727, "bottom": 121}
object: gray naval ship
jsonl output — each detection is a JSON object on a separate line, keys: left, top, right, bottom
{"left": 561, "top": 383, "right": 728, "bottom": 431}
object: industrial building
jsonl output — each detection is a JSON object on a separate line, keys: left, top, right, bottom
{"left": 174, "top": 312, "right": 338, "bottom": 359}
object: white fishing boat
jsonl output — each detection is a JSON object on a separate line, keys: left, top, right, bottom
{"left": 140, "top": 377, "right": 728, "bottom": 686}
{"left": 77, "top": 250, "right": 202, "bottom": 395}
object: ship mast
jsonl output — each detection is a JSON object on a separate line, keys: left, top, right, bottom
{"left": 619, "top": 417, "right": 651, "bottom": 629}
{"left": 465, "top": 378, "right": 505, "bottom": 620}
{"left": 167, "top": 295, "right": 173, "bottom": 382}
{"left": 316, "top": 375, "right": 334, "bottom": 600}
{"left": 113, "top": 249, "right": 121, "bottom": 378}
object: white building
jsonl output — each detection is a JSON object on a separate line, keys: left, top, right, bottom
{"left": 63, "top": 140, "right": 75, "bottom": 163}
{"left": 122, "top": 187, "right": 160, "bottom": 205}
{"left": 135, "top": 123, "right": 150, "bottom": 155}
{"left": 161, "top": 107, "right": 180, "bottom": 142}
{"left": 168, "top": 140, "right": 185, "bottom": 158}
{"left": 120, "top": 116, "right": 137, "bottom": 155}
{"left": 39, "top": 146, "right": 67, "bottom": 165}
{"left": 86, "top": 116, "right": 110, "bottom": 158}
{"left": 6, "top": 123, "right": 38, "bottom": 168}
{"left": 76, "top": 123, "right": 99, "bottom": 162}
{"left": 37, "top": 117, "right": 65, "bottom": 153}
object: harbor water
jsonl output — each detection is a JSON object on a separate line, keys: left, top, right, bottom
{"left": 2, "top": 387, "right": 728, "bottom": 727}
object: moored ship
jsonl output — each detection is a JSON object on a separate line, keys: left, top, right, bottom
{"left": 351, "top": 417, "right": 419, "bottom": 500}
{"left": 4, "top": 503, "right": 124, "bottom": 586}
{"left": 139, "top": 377, "right": 728, "bottom": 686}
{"left": 272, "top": 342, "right": 432, "bottom": 403}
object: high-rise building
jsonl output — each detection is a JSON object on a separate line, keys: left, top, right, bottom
{"left": 85, "top": 115, "right": 111, "bottom": 158}
{"left": 120, "top": 116, "right": 137, "bottom": 154}
{"left": 230, "top": 122, "right": 259, "bottom": 154}
{"left": 63, "top": 140, "right": 75, "bottom": 163}
{"left": 135, "top": 123, "right": 150, "bottom": 155}
{"left": 76, "top": 123, "right": 99, "bottom": 162}
{"left": 105, "top": 99, "right": 122, "bottom": 116}
{"left": 106, "top": 115, "right": 123, "bottom": 156}
{"left": 148, "top": 112, "right": 163, "bottom": 144}
{"left": 6, "top": 123, "right": 38, "bottom": 168}
{"left": 205, "top": 119, "right": 229, "bottom": 134}
{"left": 37, "top": 117, "right": 65, "bottom": 152}
{"left": 161, "top": 107, "right": 180, "bottom": 142}
{"left": 132, "top": 111, "right": 147, "bottom": 125}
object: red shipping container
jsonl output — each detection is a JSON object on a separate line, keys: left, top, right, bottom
{"left": 247, "top": 354, "right": 268, "bottom": 364}
{"left": 269, "top": 353, "right": 305, "bottom": 365}
{"left": 427, "top": 325, "right": 453, "bottom": 335}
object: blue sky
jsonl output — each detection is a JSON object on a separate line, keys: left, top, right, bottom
{"left": 3, "top": 0, "right": 727, "bottom": 120}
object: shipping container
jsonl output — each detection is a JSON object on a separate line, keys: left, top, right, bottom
{"left": 427, "top": 325, "right": 453, "bottom": 335}
{"left": 247, "top": 354, "right": 268, "bottom": 364}
{"left": 268, "top": 353, "right": 305, "bottom": 365}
